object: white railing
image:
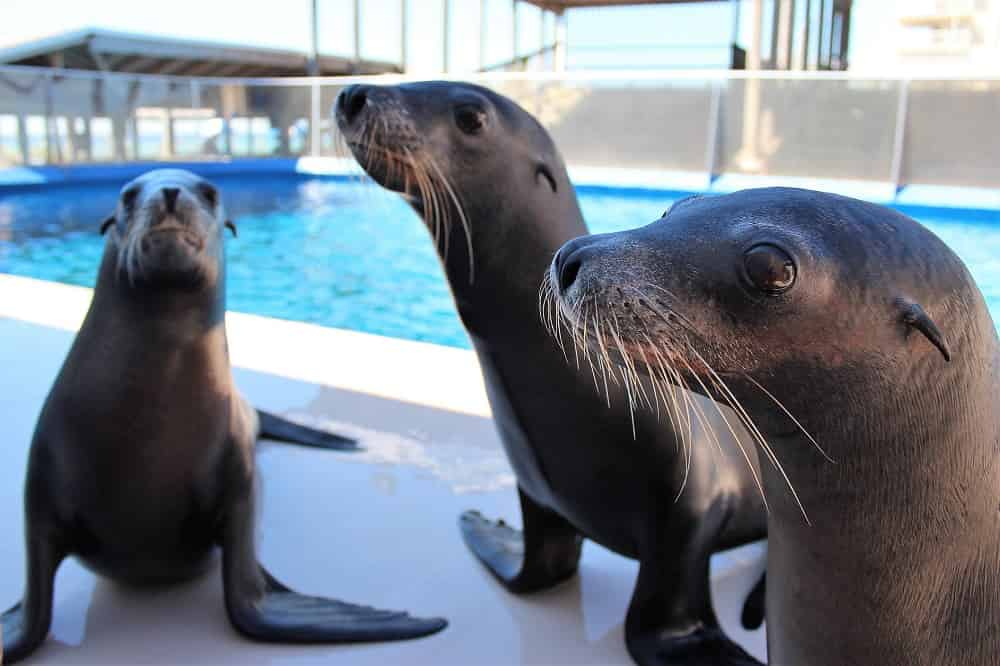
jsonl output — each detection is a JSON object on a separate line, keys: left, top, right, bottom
{"left": 1, "top": 64, "right": 998, "bottom": 190}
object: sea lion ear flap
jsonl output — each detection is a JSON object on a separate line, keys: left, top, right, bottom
{"left": 897, "top": 298, "right": 951, "bottom": 362}
{"left": 99, "top": 216, "right": 115, "bottom": 235}
{"left": 225, "top": 220, "right": 238, "bottom": 238}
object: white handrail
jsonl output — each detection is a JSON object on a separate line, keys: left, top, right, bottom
{"left": 3, "top": 63, "right": 1000, "bottom": 87}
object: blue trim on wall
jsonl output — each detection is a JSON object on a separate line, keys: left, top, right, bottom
{"left": 1, "top": 159, "right": 998, "bottom": 222}
{"left": 0, "top": 159, "right": 302, "bottom": 192}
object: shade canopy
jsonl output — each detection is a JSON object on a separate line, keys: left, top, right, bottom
{"left": 0, "top": 28, "right": 400, "bottom": 78}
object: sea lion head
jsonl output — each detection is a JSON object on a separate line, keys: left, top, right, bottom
{"left": 101, "top": 169, "right": 235, "bottom": 291}
{"left": 546, "top": 188, "right": 987, "bottom": 446}
{"left": 334, "top": 81, "right": 576, "bottom": 282}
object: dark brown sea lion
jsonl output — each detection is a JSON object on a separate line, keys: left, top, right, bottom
{"left": 0, "top": 169, "right": 446, "bottom": 663}
{"left": 550, "top": 186, "right": 1000, "bottom": 665}
{"left": 336, "top": 82, "right": 766, "bottom": 665}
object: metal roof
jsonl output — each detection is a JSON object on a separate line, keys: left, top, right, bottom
{"left": 0, "top": 28, "right": 400, "bottom": 77}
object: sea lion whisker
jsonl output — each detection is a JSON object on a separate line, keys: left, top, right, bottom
{"left": 643, "top": 335, "right": 682, "bottom": 435}
{"left": 690, "top": 366, "right": 771, "bottom": 511}
{"left": 585, "top": 305, "right": 605, "bottom": 398}
{"left": 606, "top": 315, "right": 652, "bottom": 410}
{"left": 742, "top": 373, "right": 836, "bottom": 464}
{"left": 672, "top": 375, "right": 696, "bottom": 501}
{"left": 425, "top": 156, "right": 475, "bottom": 284}
{"left": 684, "top": 347, "right": 809, "bottom": 524}
{"left": 592, "top": 310, "right": 614, "bottom": 408}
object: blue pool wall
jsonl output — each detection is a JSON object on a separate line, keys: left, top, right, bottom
{"left": 1, "top": 159, "right": 998, "bottom": 222}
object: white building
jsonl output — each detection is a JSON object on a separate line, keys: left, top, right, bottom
{"left": 850, "top": 0, "right": 1000, "bottom": 75}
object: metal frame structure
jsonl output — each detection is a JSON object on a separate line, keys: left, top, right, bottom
{"left": 2, "top": 64, "right": 991, "bottom": 193}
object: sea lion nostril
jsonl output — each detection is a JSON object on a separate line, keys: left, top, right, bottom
{"left": 162, "top": 187, "right": 180, "bottom": 213}
{"left": 340, "top": 85, "right": 370, "bottom": 124}
{"left": 558, "top": 256, "right": 582, "bottom": 293}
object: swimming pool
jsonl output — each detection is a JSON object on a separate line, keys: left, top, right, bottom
{"left": 1, "top": 174, "right": 999, "bottom": 349}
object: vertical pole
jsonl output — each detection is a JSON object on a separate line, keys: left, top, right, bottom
{"left": 731, "top": 0, "right": 741, "bottom": 47}
{"left": 309, "top": 0, "right": 320, "bottom": 75}
{"left": 889, "top": 79, "right": 909, "bottom": 192}
{"left": 837, "top": 2, "right": 852, "bottom": 69}
{"left": 554, "top": 10, "right": 567, "bottom": 71}
{"left": 16, "top": 114, "right": 30, "bottom": 165}
{"left": 82, "top": 115, "right": 92, "bottom": 162}
{"left": 512, "top": 0, "right": 519, "bottom": 66}
{"left": 776, "top": 0, "right": 794, "bottom": 70}
{"left": 165, "top": 110, "right": 176, "bottom": 159}
{"left": 816, "top": 0, "right": 826, "bottom": 69}
{"left": 479, "top": 0, "right": 488, "bottom": 70}
{"left": 736, "top": 0, "right": 763, "bottom": 171}
{"left": 797, "top": 0, "right": 811, "bottom": 70}
{"left": 704, "top": 80, "right": 722, "bottom": 182}
{"left": 401, "top": 0, "right": 408, "bottom": 72}
{"left": 768, "top": 0, "right": 780, "bottom": 68}
{"left": 747, "top": 0, "right": 763, "bottom": 71}
{"left": 44, "top": 73, "right": 54, "bottom": 164}
{"left": 443, "top": 0, "right": 451, "bottom": 73}
{"left": 354, "top": 0, "right": 362, "bottom": 70}
{"left": 310, "top": 79, "right": 321, "bottom": 157}
{"left": 540, "top": 8, "right": 546, "bottom": 68}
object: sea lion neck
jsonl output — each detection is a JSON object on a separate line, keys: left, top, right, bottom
{"left": 92, "top": 243, "right": 226, "bottom": 344}
{"left": 440, "top": 192, "right": 588, "bottom": 331}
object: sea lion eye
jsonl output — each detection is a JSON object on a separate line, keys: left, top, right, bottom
{"left": 454, "top": 104, "right": 487, "bottom": 135}
{"left": 197, "top": 183, "right": 218, "bottom": 207}
{"left": 744, "top": 244, "right": 796, "bottom": 294}
{"left": 121, "top": 186, "right": 140, "bottom": 210}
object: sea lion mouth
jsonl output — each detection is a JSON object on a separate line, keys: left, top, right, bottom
{"left": 142, "top": 226, "right": 205, "bottom": 251}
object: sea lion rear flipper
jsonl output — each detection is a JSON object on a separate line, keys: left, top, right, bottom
{"left": 2, "top": 525, "right": 66, "bottom": 664}
{"left": 459, "top": 486, "right": 582, "bottom": 593}
{"left": 255, "top": 409, "right": 359, "bottom": 452}
{"left": 221, "top": 493, "right": 446, "bottom": 643}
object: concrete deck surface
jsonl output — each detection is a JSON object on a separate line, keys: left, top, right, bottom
{"left": 0, "top": 274, "right": 766, "bottom": 665}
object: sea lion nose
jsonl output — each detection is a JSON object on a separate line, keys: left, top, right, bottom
{"left": 554, "top": 239, "right": 588, "bottom": 294}
{"left": 338, "top": 84, "right": 372, "bottom": 125}
{"left": 162, "top": 187, "right": 180, "bottom": 214}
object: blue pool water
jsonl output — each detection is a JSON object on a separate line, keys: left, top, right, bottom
{"left": 1, "top": 175, "right": 998, "bottom": 349}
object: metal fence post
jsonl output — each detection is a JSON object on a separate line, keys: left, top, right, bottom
{"left": 44, "top": 72, "right": 55, "bottom": 164}
{"left": 190, "top": 79, "right": 201, "bottom": 110}
{"left": 16, "top": 114, "right": 30, "bottom": 165}
{"left": 889, "top": 79, "right": 910, "bottom": 193}
{"left": 311, "top": 79, "right": 322, "bottom": 157}
{"left": 704, "top": 78, "right": 723, "bottom": 183}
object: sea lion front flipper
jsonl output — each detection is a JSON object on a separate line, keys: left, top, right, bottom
{"left": 255, "top": 409, "right": 359, "bottom": 452}
{"left": 626, "top": 505, "right": 762, "bottom": 666}
{"left": 740, "top": 572, "right": 766, "bottom": 630}
{"left": 2, "top": 524, "right": 67, "bottom": 664}
{"left": 459, "top": 486, "right": 582, "bottom": 593}
{"left": 220, "top": 491, "right": 446, "bottom": 643}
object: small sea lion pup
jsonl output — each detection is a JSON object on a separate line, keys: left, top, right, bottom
{"left": 0, "top": 169, "right": 446, "bottom": 663}
{"left": 550, "top": 186, "right": 1000, "bottom": 666}
{"left": 336, "top": 82, "right": 766, "bottom": 665}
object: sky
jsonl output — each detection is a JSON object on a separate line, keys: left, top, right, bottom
{"left": 0, "top": 0, "right": 812, "bottom": 72}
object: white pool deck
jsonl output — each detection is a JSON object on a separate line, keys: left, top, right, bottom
{"left": 0, "top": 274, "right": 766, "bottom": 665}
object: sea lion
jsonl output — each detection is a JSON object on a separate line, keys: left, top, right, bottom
{"left": 335, "top": 82, "right": 766, "bottom": 665}
{"left": 549, "top": 186, "right": 1000, "bottom": 665}
{"left": 0, "top": 169, "right": 446, "bottom": 664}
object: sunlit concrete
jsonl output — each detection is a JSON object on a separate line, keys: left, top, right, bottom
{"left": 0, "top": 274, "right": 766, "bottom": 665}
